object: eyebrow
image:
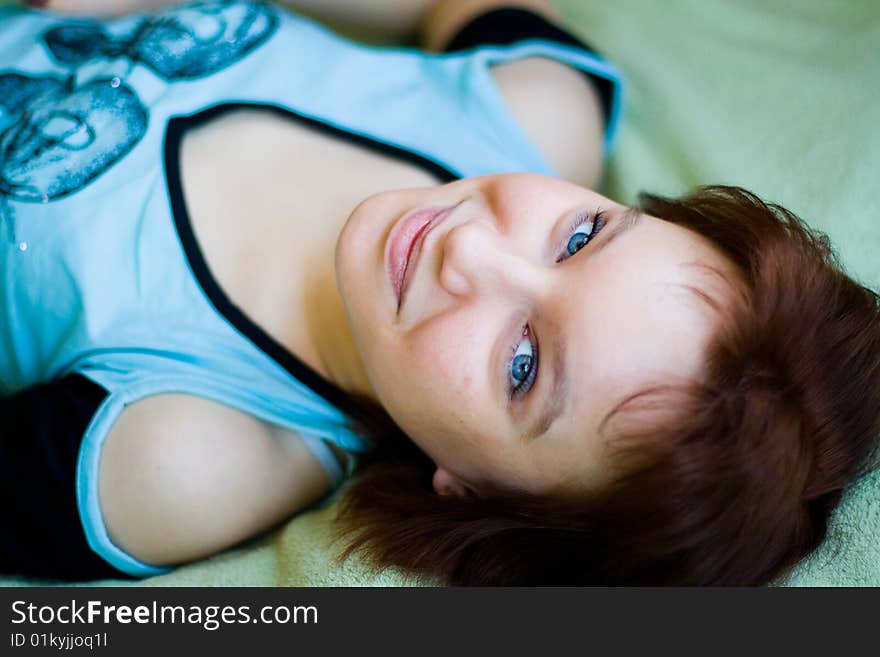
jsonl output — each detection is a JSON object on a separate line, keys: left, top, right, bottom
{"left": 593, "top": 205, "right": 642, "bottom": 257}
{"left": 520, "top": 207, "right": 643, "bottom": 442}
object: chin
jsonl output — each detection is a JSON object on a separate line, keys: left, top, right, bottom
{"left": 335, "top": 200, "right": 374, "bottom": 295}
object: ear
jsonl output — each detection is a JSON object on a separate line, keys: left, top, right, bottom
{"left": 432, "top": 467, "right": 474, "bottom": 497}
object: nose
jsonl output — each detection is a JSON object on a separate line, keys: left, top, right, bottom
{"left": 438, "top": 218, "right": 545, "bottom": 300}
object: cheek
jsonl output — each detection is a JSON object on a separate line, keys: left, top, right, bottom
{"left": 387, "top": 323, "right": 483, "bottom": 432}
{"left": 408, "top": 316, "right": 481, "bottom": 388}
{"left": 335, "top": 194, "right": 402, "bottom": 359}
{"left": 335, "top": 192, "right": 388, "bottom": 285}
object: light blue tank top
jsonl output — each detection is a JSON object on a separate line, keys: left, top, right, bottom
{"left": 0, "top": 1, "right": 624, "bottom": 577}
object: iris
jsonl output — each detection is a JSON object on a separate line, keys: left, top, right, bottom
{"left": 511, "top": 353, "right": 532, "bottom": 383}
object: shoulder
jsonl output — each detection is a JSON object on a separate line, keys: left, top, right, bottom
{"left": 489, "top": 55, "right": 605, "bottom": 188}
{"left": 422, "top": 1, "right": 606, "bottom": 188}
{"left": 98, "top": 393, "right": 334, "bottom": 566}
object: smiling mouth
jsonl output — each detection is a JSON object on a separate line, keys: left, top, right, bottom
{"left": 387, "top": 203, "right": 458, "bottom": 313}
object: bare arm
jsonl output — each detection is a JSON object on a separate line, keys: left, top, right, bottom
{"left": 273, "top": 0, "right": 437, "bottom": 41}
{"left": 36, "top": 0, "right": 439, "bottom": 41}
{"left": 99, "top": 394, "right": 334, "bottom": 566}
{"left": 36, "top": 1, "right": 553, "bottom": 46}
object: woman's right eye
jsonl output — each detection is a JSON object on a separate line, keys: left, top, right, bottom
{"left": 508, "top": 326, "right": 538, "bottom": 399}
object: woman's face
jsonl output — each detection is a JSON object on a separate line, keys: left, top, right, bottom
{"left": 336, "top": 173, "right": 733, "bottom": 497}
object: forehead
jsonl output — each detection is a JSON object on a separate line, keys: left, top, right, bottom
{"left": 540, "top": 213, "right": 730, "bottom": 491}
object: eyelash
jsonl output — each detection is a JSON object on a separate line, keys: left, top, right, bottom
{"left": 556, "top": 209, "right": 607, "bottom": 263}
{"left": 506, "top": 209, "right": 607, "bottom": 400}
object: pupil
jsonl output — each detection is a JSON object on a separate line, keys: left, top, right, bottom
{"left": 512, "top": 354, "right": 531, "bottom": 382}
{"left": 567, "top": 232, "right": 589, "bottom": 255}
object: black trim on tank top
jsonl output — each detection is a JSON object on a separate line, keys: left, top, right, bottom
{"left": 164, "top": 102, "right": 459, "bottom": 415}
{"left": 441, "top": 7, "right": 615, "bottom": 130}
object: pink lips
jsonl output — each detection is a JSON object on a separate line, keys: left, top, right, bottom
{"left": 386, "top": 204, "right": 456, "bottom": 312}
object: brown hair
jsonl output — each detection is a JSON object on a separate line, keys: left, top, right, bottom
{"left": 333, "top": 186, "right": 880, "bottom": 585}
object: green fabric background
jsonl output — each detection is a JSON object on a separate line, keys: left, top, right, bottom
{"left": 1, "top": 0, "right": 877, "bottom": 586}
{"left": 554, "top": 0, "right": 880, "bottom": 586}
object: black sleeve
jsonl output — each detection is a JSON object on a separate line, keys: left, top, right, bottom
{"left": 441, "top": 7, "right": 614, "bottom": 130}
{"left": 0, "top": 374, "right": 134, "bottom": 581}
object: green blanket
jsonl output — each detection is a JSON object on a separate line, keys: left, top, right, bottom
{"left": 2, "top": 0, "right": 878, "bottom": 587}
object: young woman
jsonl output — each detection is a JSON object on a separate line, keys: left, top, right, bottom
{"left": 3, "top": 0, "right": 879, "bottom": 585}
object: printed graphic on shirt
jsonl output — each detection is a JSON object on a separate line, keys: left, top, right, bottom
{"left": 0, "top": 73, "right": 147, "bottom": 205}
{"left": 42, "top": 0, "right": 280, "bottom": 80}
{"left": 0, "top": 1, "right": 280, "bottom": 244}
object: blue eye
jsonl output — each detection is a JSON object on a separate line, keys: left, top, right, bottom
{"left": 559, "top": 210, "right": 606, "bottom": 261}
{"left": 508, "top": 326, "right": 538, "bottom": 398}
{"left": 504, "top": 211, "right": 605, "bottom": 401}
{"left": 566, "top": 231, "right": 589, "bottom": 256}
